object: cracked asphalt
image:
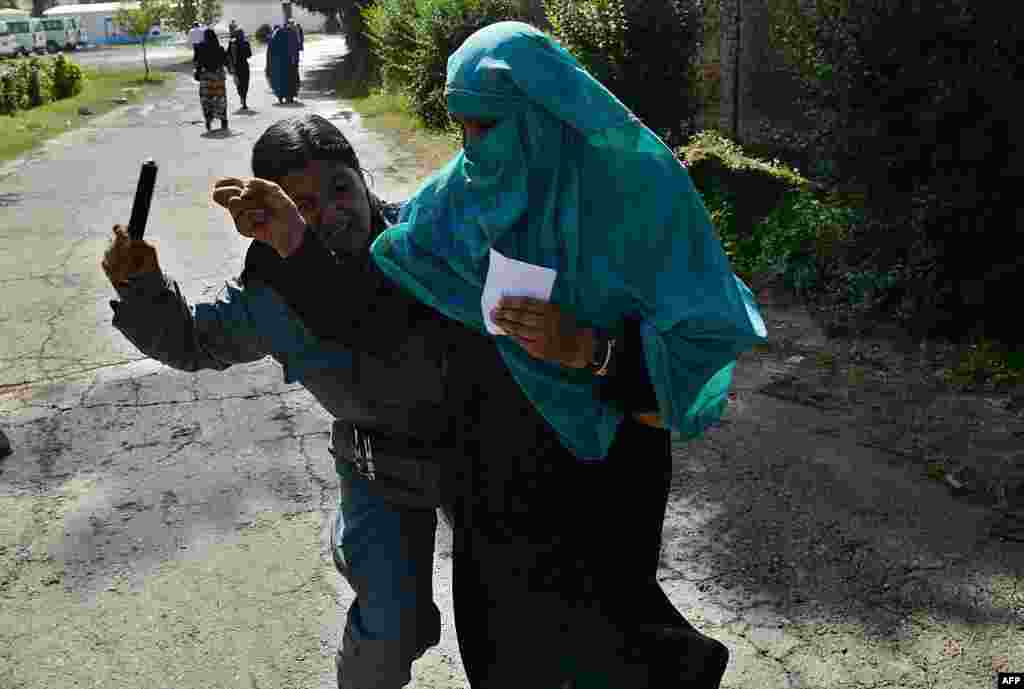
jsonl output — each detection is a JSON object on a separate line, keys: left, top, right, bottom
{"left": 1, "top": 35, "right": 1022, "bottom": 689}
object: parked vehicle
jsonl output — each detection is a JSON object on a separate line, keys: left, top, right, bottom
{"left": 41, "top": 16, "right": 82, "bottom": 52}
{"left": 0, "top": 9, "right": 29, "bottom": 58}
{"left": 0, "top": 18, "right": 46, "bottom": 56}
{"left": 0, "top": 8, "right": 30, "bottom": 22}
{"left": 0, "top": 24, "right": 18, "bottom": 59}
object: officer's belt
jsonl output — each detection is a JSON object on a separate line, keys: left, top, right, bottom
{"left": 330, "top": 421, "right": 443, "bottom": 480}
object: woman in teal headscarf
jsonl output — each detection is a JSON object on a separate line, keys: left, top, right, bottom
{"left": 372, "top": 21, "right": 767, "bottom": 688}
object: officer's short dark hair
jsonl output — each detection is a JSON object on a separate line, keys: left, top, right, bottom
{"left": 252, "top": 115, "right": 364, "bottom": 182}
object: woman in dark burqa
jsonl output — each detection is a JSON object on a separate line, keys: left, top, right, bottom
{"left": 373, "top": 21, "right": 768, "bottom": 689}
{"left": 227, "top": 27, "right": 253, "bottom": 111}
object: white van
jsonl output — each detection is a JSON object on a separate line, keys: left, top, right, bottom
{"left": 41, "top": 16, "right": 82, "bottom": 52}
{"left": 0, "top": 18, "right": 46, "bottom": 56}
{"left": 0, "top": 22, "right": 20, "bottom": 59}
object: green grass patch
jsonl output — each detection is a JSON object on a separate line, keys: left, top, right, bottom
{"left": 0, "top": 67, "right": 171, "bottom": 164}
{"left": 347, "top": 88, "right": 460, "bottom": 174}
{"left": 943, "top": 339, "right": 1024, "bottom": 392}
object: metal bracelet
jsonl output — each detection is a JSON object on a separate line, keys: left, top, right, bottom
{"left": 595, "top": 337, "right": 615, "bottom": 377}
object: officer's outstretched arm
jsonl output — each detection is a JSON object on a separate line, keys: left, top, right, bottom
{"left": 103, "top": 225, "right": 269, "bottom": 372}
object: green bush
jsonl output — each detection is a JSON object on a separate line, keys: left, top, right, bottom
{"left": 0, "top": 56, "right": 87, "bottom": 115}
{"left": 412, "top": 0, "right": 525, "bottom": 129}
{"left": 681, "top": 130, "right": 808, "bottom": 243}
{"left": 0, "top": 65, "right": 30, "bottom": 115}
{"left": 545, "top": 0, "right": 704, "bottom": 143}
{"left": 681, "top": 131, "right": 866, "bottom": 300}
{"left": 944, "top": 339, "right": 1024, "bottom": 392}
{"left": 51, "top": 53, "right": 84, "bottom": 100}
{"left": 767, "top": 0, "right": 1021, "bottom": 344}
{"left": 364, "top": 0, "right": 527, "bottom": 130}
{"left": 363, "top": 0, "right": 420, "bottom": 92}
{"left": 26, "top": 58, "right": 54, "bottom": 108}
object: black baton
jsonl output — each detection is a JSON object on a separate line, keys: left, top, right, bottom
{"left": 128, "top": 159, "right": 158, "bottom": 241}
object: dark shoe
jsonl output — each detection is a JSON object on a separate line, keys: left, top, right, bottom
{"left": 205, "top": 119, "right": 212, "bottom": 132}
{"left": 630, "top": 624, "right": 729, "bottom": 689}
{"left": 0, "top": 428, "right": 11, "bottom": 459}
{"left": 221, "top": 118, "right": 228, "bottom": 130}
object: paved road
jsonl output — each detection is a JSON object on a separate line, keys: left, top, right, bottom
{"left": 1, "top": 35, "right": 465, "bottom": 689}
{"left": 70, "top": 41, "right": 196, "bottom": 71}
{"left": 0, "top": 35, "right": 430, "bottom": 390}
{"left": 1, "top": 33, "right": 1022, "bottom": 689}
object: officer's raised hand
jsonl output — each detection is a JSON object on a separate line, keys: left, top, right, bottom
{"left": 102, "top": 225, "right": 160, "bottom": 289}
{"left": 212, "top": 177, "right": 306, "bottom": 257}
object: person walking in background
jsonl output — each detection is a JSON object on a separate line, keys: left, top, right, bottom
{"left": 268, "top": 22, "right": 299, "bottom": 105}
{"left": 227, "top": 27, "right": 253, "bottom": 111}
{"left": 293, "top": 21, "right": 304, "bottom": 89}
{"left": 195, "top": 28, "right": 229, "bottom": 132}
{"left": 188, "top": 21, "right": 205, "bottom": 64}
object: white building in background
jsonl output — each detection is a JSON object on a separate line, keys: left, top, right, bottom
{"left": 43, "top": 2, "right": 164, "bottom": 46}
{"left": 43, "top": 0, "right": 323, "bottom": 44}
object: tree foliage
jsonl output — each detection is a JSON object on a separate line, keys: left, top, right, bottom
{"left": 766, "top": 0, "right": 1023, "bottom": 343}
{"left": 164, "top": 0, "right": 197, "bottom": 32}
{"left": 545, "top": 0, "right": 705, "bottom": 144}
{"left": 115, "top": 0, "right": 171, "bottom": 80}
{"left": 197, "top": 0, "right": 222, "bottom": 26}
{"left": 367, "top": 0, "right": 525, "bottom": 127}
{"left": 162, "top": 0, "right": 222, "bottom": 32}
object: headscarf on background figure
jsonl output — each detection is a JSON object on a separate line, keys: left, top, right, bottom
{"left": 268, "top": 23, "right": 297, "bottom": 101}
{"left": 371, "top": 21, "right": 768, "bottom": 460}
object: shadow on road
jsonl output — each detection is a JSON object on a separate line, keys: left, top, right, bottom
{"left": 658, "top": 396, "right": 1024, "bottom": 648}
{"left": 296, "top": 55, "right": 360, "bottom": 103}
{"left": 200, "top": 129, "right": 245, "bottom": 139}
{"left": 161, "top": 59, "right": 197, "bottom": 75}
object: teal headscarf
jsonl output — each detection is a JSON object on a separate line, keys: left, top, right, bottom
{"left": 371, "top": 21, "right": 767, "bottom": 460}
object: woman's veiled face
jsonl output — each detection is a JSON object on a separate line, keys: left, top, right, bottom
{"left": 452, "top": 114, "right": 498, "bottom": 144}
{"left": 279, "top": 160, "right": 373, "bottom": 253}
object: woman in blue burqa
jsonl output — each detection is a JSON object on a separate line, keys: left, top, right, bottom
{"left": 268, "top": 21, "right": 299, "bottom": 104}
{"left": 371, "top": 21, "right": 768, "bottom": 689}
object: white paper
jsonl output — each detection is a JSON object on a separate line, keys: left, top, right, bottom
{"left": 481, "top": 248, "right": 558, "bottom": 335}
